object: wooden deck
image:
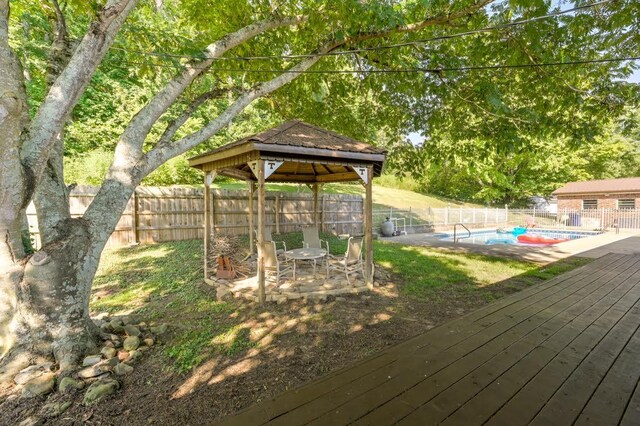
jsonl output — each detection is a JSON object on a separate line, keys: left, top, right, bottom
{"left": 219, "top": 253, "right": 640, "bottom": 425}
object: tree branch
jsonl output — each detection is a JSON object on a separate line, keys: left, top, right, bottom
{"left": 436, "top": 73, "right": 528, "bottom": 130}
{"left": 45, "top": 0, "right": 71, "bottom": 88}
{"left": 155, "top": 88, "right": 237, "bottom": 148}
{"left": 34, "top": 0, "right": 77, "bottom": 245}
{"left": 20, "top": 0, "right": 139, "bottom": 198}
{"left": 345, "top": 0, "right": 495, "bottom": 46}
{"left": 113, "top": 14, "right": 307, "bottom": 169}
{"left": 136, "top": 47, "right": 331, "bottom": 176}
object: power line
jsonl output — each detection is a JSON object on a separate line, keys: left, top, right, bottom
{"left": 105, "top": 55, "right": 640, "bottom": 74}
{"left": 109, "top": 0, "right": 612, "bottom": 62}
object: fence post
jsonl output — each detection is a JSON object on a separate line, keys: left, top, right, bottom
{"left": 495, "top": 208, "right": 498, "bottom": 223}
{"left": 472, "top": 208, "right": 476, "bottom": 224}
{"left": 601, "top": 207, "right": 605, "bottom": 228}
{"left": 445, "top": 206, "right": 449, "bottom": 225}
{"left": 484, "top": 207, "right": 488, "bottom": 224}
{"left": 320, "top": 194, "right": 325, "bottom": 232}
{"left": 275, "top": 193, "right": 280, "bottom": 234}
{"left": 459, "top": 207, "right": 462, "bottom": 223}
{"left": 505, "top": 205, "right": 509, "bottom": 224}
{"left": 131, "top": 190, "right": 139, "bottom": 244}
{"left": 210, "top": 188, "right": 216, "bottom": 238}
{"left": 533, "top": 206, "right": 536, "bottom": 220}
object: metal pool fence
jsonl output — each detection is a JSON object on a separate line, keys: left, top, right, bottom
{"left": 375, "top": 206, "right": 640, "bottom": 233}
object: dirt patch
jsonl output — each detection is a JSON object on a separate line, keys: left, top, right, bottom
{"left": 0, "top": 263, "right": 582, "bottom": 426}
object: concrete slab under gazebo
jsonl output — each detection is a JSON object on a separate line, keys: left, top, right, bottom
{"left": 188, "top": 120, "right": 386, "bottom": 303}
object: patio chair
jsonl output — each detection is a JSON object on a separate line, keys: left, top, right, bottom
{"left": 325, "top": 236, "right": 364, "bottom": 285}
{"left": 263, "top": 241, "right": 293, "bottom": 286}
{"left": 302, "top": 225, "right": 329, "bottom": 252}
{"left": 255, "top": 227, "right": 287, "bottom": 255}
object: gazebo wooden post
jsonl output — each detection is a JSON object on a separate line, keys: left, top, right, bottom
{"left": 203, "top": 171, "right": 216, "bottom": 283}
{"left": 364, "top": 165, "right": 374, "bottom": 289}
{"left": 248, "top": 181, "right": 256, "bottom": 255}
{"left": 313, "top": 184, "right": 319, "bottom": 229}
{"left": 256, "top": 159, "right": 266, "bottom": 304}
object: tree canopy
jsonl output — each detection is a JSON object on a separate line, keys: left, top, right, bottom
{"left": 9, "top": 0, "right": 639, "bottom": 203}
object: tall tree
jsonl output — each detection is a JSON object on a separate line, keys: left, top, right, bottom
{"left": 0, "top": 0, "right": 637, "bottom": 381}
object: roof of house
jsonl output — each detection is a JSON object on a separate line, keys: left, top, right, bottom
{"left": 552, "top": 177, "right": 640, "bottom": 195}
{"left": 188, "top": 120, "right": 386, "bottom": 184}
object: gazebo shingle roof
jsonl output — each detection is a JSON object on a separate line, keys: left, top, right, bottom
{"left": 189, "top": 120, "right": 386, "bottom": 162}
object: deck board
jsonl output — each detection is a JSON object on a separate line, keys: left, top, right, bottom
{"left": 218, "top": 253, "right": 640, "bottom": 426}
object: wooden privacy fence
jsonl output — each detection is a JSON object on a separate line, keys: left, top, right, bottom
{"left": 27, "top": 186, "right": 364, "bottom": 248}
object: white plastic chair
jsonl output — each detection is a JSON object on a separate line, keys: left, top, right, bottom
{"left": 263, "top": 241, "right": 292, "bottom": 286}
{"left": 302, "top": 225, "right": 329, "bottom": 252}
{"left": 255, "top": 227, "right": 287, "bottom": 255}
{"left": 326, "top": 236, "right": 364, "bottom": 285}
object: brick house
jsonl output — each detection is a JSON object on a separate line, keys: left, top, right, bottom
{"left": 553, "top": 177, "right": 640, "bottom": 210}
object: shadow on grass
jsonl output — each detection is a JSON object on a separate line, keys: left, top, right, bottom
{"left": 88, "top": 235, "right": 592, "bottom": 424}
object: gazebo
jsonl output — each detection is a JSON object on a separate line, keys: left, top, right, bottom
{"left": 188, "top": 120, "right": 386, "bottom": 303}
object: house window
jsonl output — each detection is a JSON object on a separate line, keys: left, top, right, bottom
{"left": 582, "top": 199, "right": 597, "bottom": 209}
{"left": 618, "top": 199, "right": 636, "bottom": 209}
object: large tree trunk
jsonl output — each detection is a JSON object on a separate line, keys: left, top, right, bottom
{"left": 0, "top": 0, "right": 138, "bottom": 382}
{"left": 1, "top": 220, "right": 99, "bottom": 378}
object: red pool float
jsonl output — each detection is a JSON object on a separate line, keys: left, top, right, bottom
{"left": 517, "top": 234, "right": 569, "bottom": 245}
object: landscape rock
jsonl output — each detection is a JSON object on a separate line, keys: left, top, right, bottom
{"left": 94, "top": 312, "right": 110, "bottom": 321}
{"left": 82, "top": 355, "right": 103, "bottom": 367}
{"left": 59, "top": 377, "right": 85, "bottom": 392}
{"left": 14, "top": 363, "right": 54, "bottom": 385}
{"left": 123, "top": 325, "right": 141, "bottom": 337}
{"left": 143, "top": 338, "right": 154, "bottom": 347}
{"left": 101, "top": 346, "right": 117, "bottom": 359}
{"left": 109, "top": 319, "right": 124, "bottom": 334}
{"left": 83, "top": 379, "right": 119, "bottom": 405}
{"left": 109, "top": 334, "right": 122, "bottom": 347}
{"left": 77, "top": 364, "right": 109, "bottom": 379}
{"left": 114, "top": 363, "right": 134, "bottom": 376}
{"left": 22, "top": 372, "right": 55, "bottom": 398}
{"left": 150, "top": 324, "right": 168, "bottom": 335}
{"left": 123, "top": 335, "right": 140, "bottom": 351}
{"left": 104, "top": 340, "right": 115, "bottom": 348}
{"left": 123, "top": 314, "right": 141, "bottom": 325}
{"left": 117, "top": 351, "right": 130, "bottom": 362}
{"left": 104, "top": 357, "right": 120, "bottom": 369}
{"left": 127, "top": 350, "right": 143, "bottom": 363}
{"left": 43, "top": 401, "right": 73, "bottom": 417}
{"left": 99, "top": 322, "right": 113, "bottom": 333}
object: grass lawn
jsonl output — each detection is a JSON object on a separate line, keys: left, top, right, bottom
{"left": 91, "top": 234, "right": 590, "bottom": 374}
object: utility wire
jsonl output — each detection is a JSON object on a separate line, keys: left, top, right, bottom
{"left": 105, "top": 55, "right": 640, "bottom": 74}
{"left": 108, "top": 0, "right": 613, "bottom": 62}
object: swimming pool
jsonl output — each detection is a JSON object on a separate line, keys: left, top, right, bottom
{"left": 438, "top": 229, "right": 601, "bottom": 246}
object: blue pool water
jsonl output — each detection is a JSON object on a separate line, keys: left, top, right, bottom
{"left": 438, "top": 229, "right": 601, "bottom": 246}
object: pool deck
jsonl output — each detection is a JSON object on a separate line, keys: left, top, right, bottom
{"left": 219, "top": 249, "right": 640, "bottom": 425}
{"left": 379, "top": 230, "right": 640, "bottom": 264}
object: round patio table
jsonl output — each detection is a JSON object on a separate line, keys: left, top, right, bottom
{"left": 284, "top": 248, "right": 327, "bottom": 280}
